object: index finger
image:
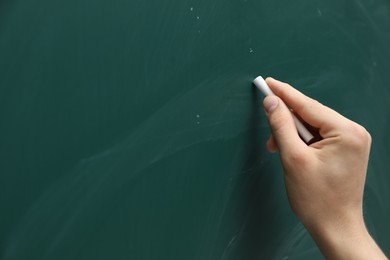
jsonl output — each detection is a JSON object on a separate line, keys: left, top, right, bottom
{"left": 266, "top": 77, "right": 347, "bottom": 137}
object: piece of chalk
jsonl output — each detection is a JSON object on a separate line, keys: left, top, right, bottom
{"left": 253, "top": 76, "right": 315, "bottom": 144}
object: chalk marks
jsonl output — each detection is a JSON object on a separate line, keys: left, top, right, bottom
{"left": 196, "top": 114, "right": 201, "bottom": 124}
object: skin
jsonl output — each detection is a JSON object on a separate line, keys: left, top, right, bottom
{"left": 262, "top": 77, "right": 387, "bottom": 259}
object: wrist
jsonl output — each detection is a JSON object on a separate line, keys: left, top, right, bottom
{"left": 306, "top": 212, "right": 386, "bottom": 259}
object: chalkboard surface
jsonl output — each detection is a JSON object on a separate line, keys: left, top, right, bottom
{"left": 1, "top": 0, "right": 390, "bottom": 259}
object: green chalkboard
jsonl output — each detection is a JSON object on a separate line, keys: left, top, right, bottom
{"left": 1, "top": 0, "right": 390, "bottom": 259}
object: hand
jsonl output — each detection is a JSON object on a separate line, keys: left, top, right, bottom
{"left": 262, "top": 77, "right": 387, "bottom": 259}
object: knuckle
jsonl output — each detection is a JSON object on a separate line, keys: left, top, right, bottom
{"left": 304, "top": 98, "right": 322, "bottom": 113}
{"left": 345, "top": 122, "right": 371, "bottom": 149}
{"left": 311, "top": 99, "right": 323, "bottom": 109}
{"left": 294, "top": 97, "right": 322, "bottom": 115}
{"left": 367, "top": 131, "right": 372, "bottom": 145}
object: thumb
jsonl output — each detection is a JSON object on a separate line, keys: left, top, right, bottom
{"left": 263, "top": 95, "right": 306, "bottom": 154}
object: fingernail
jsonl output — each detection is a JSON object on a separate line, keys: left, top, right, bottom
{"left": 263, "top": 96, "right": 278, "bottom": 113}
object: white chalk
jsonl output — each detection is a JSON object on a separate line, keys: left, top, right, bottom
{"left": 253, "top": 76, "right": 315, "bottom": 144}
{"left": 253, "top": 76, "right": 274, "bottom": 96}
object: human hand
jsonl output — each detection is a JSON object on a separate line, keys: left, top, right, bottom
{"left": 262, "top": 77, "right": 386, "bottom": 259}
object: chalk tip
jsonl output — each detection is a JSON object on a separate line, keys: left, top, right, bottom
{"left": 252, "top": 75, "right": 267, "bottom": 89}
{"left": 253, "top": 75, "right": 265, "bottom": 84}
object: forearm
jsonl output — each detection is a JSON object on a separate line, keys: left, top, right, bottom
{"left": 308, "top": 215, "right": 387, "bottom": 260}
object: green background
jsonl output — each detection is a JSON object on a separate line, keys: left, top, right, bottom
{"left": 1, "top": 0, "right": 389, "bottom": 259}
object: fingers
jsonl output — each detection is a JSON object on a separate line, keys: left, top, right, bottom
{"left": 265, "top": 77, "right": 346, "bottom": 136}
{"left": 266, "top": 135, "right": 278, "bottom": 153}
{"left": 263, "top": 95, "right": 307, "bottom": 156}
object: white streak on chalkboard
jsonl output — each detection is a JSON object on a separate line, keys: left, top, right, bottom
{"left": 221, "top": 234, "right": 239, "bottom": 260}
